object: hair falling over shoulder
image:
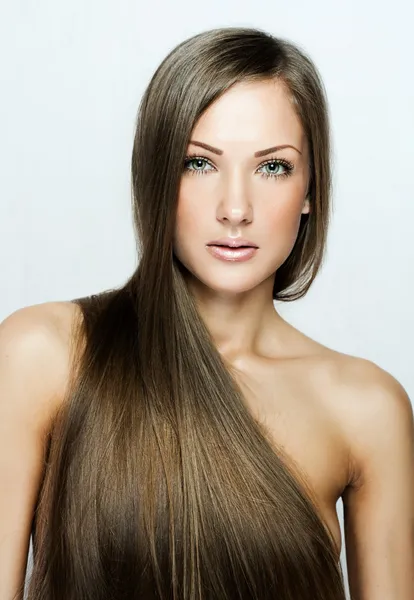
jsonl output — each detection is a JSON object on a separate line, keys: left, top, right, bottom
{"left": 24, "top": 27, "right": 347, "bottom": 600}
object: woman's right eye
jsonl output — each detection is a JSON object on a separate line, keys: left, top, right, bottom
{"left": 183, "top": 156, "right": 215, "bottom": 176}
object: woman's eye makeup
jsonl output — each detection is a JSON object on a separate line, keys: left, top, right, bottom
{"left": 182, "top": 154, "right": 295, "bottom": 180}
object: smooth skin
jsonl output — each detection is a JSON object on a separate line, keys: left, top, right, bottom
{"left": 1, "top": 79, "right": 413, "bottom": 599}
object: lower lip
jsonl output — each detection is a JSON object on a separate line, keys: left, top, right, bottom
{"left": 206, "top": 245, "right": 258, "bottom": 262}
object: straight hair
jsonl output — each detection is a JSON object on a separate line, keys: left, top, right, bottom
{"left": 25, "top": 26, "right": 346, "bottom": 599}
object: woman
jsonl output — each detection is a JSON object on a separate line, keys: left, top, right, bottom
{"left": 1, "top": 26, "right": 413, "bottom": 600}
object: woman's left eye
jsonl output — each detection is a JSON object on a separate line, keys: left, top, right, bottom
{"left": 258, "top": 159, "right": 294, "bottom": 179}
{"left": 183, "top": 156, "right": 294, "bottom": 179}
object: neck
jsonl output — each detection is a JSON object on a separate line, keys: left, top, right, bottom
{"left": 185, "top": 272, "right": 287, "bottom": 362}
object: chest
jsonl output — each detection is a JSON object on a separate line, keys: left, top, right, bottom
{"left": 234, "top": 364, "right": 349, "bottom": 561}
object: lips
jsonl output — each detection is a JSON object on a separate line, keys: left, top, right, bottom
{"left": 207, "top": 238, "right": 258, "bottom": 248}
{"left": 206, "top": 244, "right": 258, "bottom": 262}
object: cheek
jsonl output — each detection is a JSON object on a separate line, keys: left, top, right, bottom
{"left": 175, "top": 182, "right": 213, "bottom": 232}
{"left": 176, "top": 202, "right": 200, "bottom": 232}
{"left": 173, "top": 195, "right": 206, "bottom": 256}
{"left": 261, "top": 199, "right": 306, "bottom": 268}
{"left": 264, "top": 196, "right": 304, "bottom": 241}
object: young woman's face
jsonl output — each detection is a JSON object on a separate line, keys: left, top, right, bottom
{"left": 173, "top": 79, "right": 311, "bottom": 296}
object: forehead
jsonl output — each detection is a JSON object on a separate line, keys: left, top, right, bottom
{"left": 191, "top": 79, "right": 307, "bottom": 154}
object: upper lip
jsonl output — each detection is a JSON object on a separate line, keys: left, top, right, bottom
{"left": 207, "top": 237, "right": 259, "bottom": 248}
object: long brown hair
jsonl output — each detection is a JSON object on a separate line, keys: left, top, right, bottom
{"left": 25, "top": 27, "right": 346, "bottom": 599}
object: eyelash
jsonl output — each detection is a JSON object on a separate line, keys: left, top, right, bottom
{"left": 183, "top": 154, "right": 294, "bottom": 180}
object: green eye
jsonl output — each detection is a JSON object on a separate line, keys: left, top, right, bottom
{"left": 258, "top": 158, "right": 294, "bottom": 180}
{"left": 183, "top": 156, "right": 214, "bottom": 175}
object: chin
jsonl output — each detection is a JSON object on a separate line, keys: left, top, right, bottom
{"left": 189, "top": 270, "right": 269, "bottom": 297}
{"left": 174, "top": 254, "right": 276, "bottom": 295}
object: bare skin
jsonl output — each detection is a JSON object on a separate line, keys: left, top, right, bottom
{"left": 222, "top": 321, "right": 351, "bottom": 562}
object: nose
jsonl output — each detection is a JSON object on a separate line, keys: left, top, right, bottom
{"left": 216, "top": 175, "right": 253, "bottom": 227}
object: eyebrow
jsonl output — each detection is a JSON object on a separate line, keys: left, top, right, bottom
{"left": 188, "top": 140, "right": 302, "bottom": 157}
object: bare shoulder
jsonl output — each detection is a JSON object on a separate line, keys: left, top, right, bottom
{"left": 305, "top": 345, "right": 412, "bottom": 487}
{"left": 315, "top": 348, "right": 411, "bottom": 423}
{"left": 335, "top": 353, "right": 412, "bottom": 484}
{"left": 0, "top": 300, "right": 81, "bottom": 434}
{"left": 0, "top": 300, "right": 81, "bottom": 597}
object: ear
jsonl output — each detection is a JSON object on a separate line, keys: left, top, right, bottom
{"left": 301, "top": 195, "right": 311, "bottom": 215}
